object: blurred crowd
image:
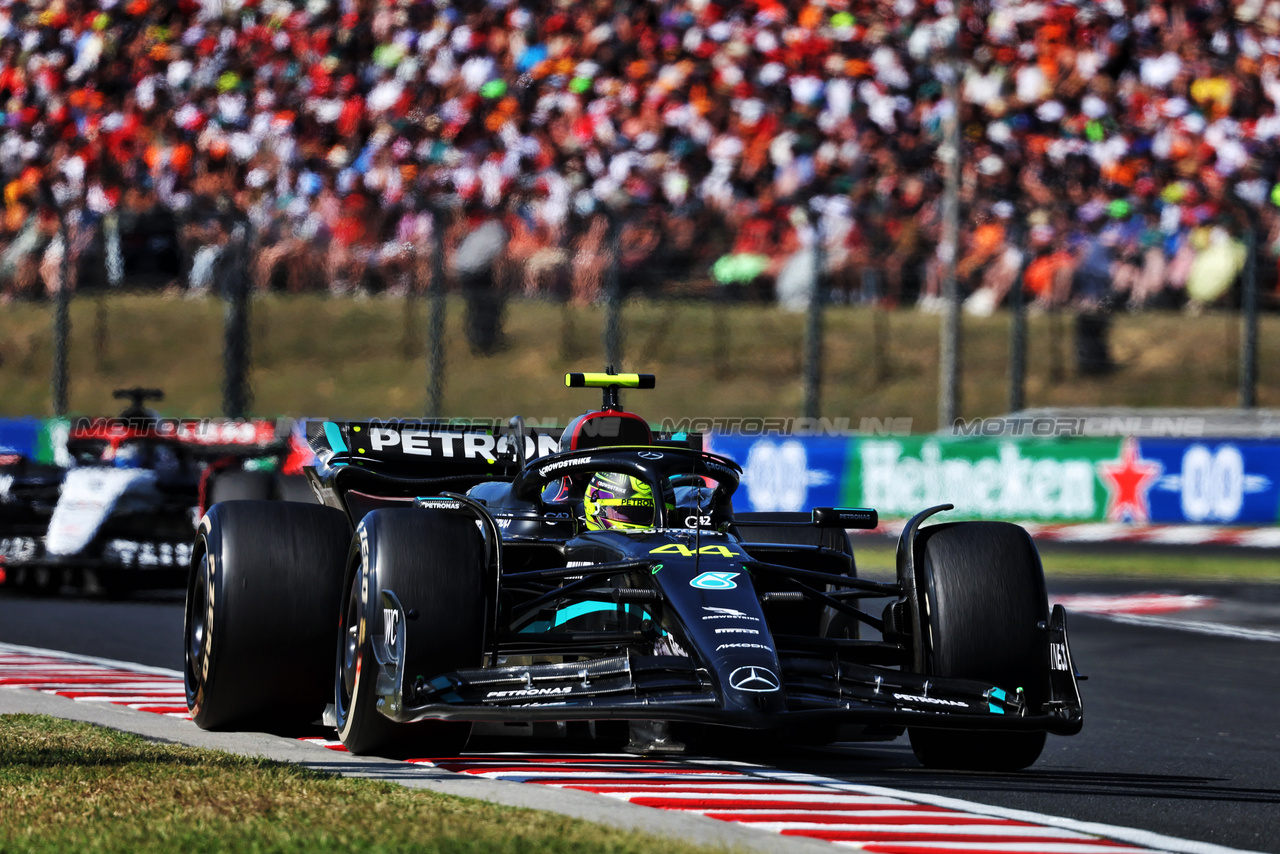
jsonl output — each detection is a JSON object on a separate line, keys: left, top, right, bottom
{"left": 2, "top": 0, "right": 1280, "bottom": 314}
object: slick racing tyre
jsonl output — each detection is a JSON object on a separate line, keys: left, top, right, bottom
{"left": 11, "top": 565, "right": 62, "bottom": 597}
{"left": 208, "top": 470, "right": 274, "bottom": 504}
{"left": 734, "top": 512, "right": 859, "bottom": 640}
{"left": 185, "top": 501, "right": 350, "bottom": 730}
{"left": 335, "top": 508, "right": 487, "bottom": 758}
{"left": 906, "top": 521, "right": 1049, "bottom": 771}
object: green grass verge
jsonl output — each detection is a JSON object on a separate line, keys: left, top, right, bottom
{"left": 854, "top": 543, "right": 1280, "bottom": 581}
{"left": 2, "top": 293, "right": 1277, "bottom": 427}
{"left": 0, "top": 715, "right": 730, "bottom": 854}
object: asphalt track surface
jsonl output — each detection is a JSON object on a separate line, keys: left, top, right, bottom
{"left": 1, "top": 577, "right": 1278, "bottom": 853}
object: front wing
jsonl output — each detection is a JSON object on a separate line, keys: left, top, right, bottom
{"left": 370, "top": 602, "right": 1083, "bottom": 735}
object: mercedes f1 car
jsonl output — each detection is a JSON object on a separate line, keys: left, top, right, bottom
{"left": 0, "top": 388, "right": 309, "bottom": 595}
{"left": 184, "top": 372, "right": 1083, "bottom": 770}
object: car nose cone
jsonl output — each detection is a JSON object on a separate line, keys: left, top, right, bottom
{"left": 729, "top": 665, "right": 780, "bottom": 692}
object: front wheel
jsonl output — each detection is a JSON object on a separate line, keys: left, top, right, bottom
{"left": 906, "top": 521, "right": 1050, "bottom": 771}
{"left": 335, "top": 508, "right": 487, "bottom": 758}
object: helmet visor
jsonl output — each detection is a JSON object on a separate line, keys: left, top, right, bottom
{"left": 593, "top": 498, "right": 655, "bottom": 528}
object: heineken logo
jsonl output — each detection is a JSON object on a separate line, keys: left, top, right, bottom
{"left": 859, "top": 440, "right": 1098, "bottom": 520}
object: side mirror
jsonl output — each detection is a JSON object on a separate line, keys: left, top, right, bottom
{"left": 811, "top": 507, "right": 878, "bottom": 530}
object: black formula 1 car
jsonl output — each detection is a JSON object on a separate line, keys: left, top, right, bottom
{"left": 0, "top": 388, "right": 310, "bottom": 595}
{"left": 185, "top": 372, "right": 1083, "bottom": 770}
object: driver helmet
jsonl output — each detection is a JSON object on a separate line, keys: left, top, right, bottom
{"left": 111, "top": 442, "right": 148, "bottom": 469}
{"left": 584, "top": 472, "right": 657, "bottom": 531}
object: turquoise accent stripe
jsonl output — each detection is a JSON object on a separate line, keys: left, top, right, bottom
{"left": 323, "top": 421, "right": 348, "bottom": 453}
{"left": 517, "top": 602, "right": 657, "bottom": 633}
{"left": 988, "top": 687, "right": 1006, "bottom": 714}
{"left": 554, "top": 600, "right": 617, "bottom": 626}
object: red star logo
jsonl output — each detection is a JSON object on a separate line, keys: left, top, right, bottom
{"left": 1097, "top": 438, "right": 1162, "bottom": 523}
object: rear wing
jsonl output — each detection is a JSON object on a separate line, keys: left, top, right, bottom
{"left": 303, "top": 419, "right": 701, "bottom": 479}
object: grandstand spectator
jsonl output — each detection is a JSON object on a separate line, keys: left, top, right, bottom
{"left": 0, "top": 0, "right": 1277, "bottom": 319}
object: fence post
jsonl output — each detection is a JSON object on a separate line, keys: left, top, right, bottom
{"left": 52, "top": 211, "right": 70, "bottom": 416}
{"left": 426, "top": 206, "right": 447, "bottom": 416}
{"left": 802, "top": 208, "right": 826, "bottom": 419}
{"left": 937, "top": 15, "right": 962, "bottom": 432}
{"left": 603, "top": 211, "right": 623, "bottom": 370}
{"left": 1008, "top": 224, "right": 1028, "bottom": 413}
{"left": 1239, "top": 207, "right": 1258, "bottom": 409}
{"left": 221, "top": 220, "right": 252, "bottom": 418}
{"left": 96, "top": 211, "right": 122, "bottom": 369}
{"left": 104, "top": 211, "right": 123, "bottom": 288}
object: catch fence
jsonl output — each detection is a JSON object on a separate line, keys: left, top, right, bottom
{"left": 0, "top": 203, "right": 1272, "bottom": 429}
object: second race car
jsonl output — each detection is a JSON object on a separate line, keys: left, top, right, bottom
{"left": 0, "top": 388, "right": 311, "bottom": 595}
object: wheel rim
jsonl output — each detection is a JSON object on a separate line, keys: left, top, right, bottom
{"left": 188, "top": 573, "right": 206, "bottom": 677}
{"left": 336, "top": 567, "right": 362, "bottom": 726}
{"left": 184, "top": 553, "right": 209, "bottom": 707}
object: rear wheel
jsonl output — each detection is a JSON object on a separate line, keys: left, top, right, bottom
{"left": 907, "top": 521, "right": 1049, "bottom": 771}
{"left": 12, "top": 564, "right": 62, "bottom": 596}
{"left": 185, "top": 501, "right": 349, "bottom": 730}
{"left": 335, "top": 508, "right": 487, "bottom": 758}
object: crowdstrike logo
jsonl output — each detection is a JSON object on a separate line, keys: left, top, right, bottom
{"left": 702, "top": 606, "right": 760, "bottom": 622}
{"left": 729, "top": 666, "right": 781, "bottom": 693}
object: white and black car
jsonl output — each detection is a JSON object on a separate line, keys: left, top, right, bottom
{"left": 0, "top": 388, "right": 307, "bottom": 595}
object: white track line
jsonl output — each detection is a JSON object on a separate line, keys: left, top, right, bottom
{"left": 1102, "top": 614, "right": 1280, "bottom": 643}
{"left": 1049, "top": 595, "right": 1280, "bottom": 643}
{"left": 826, "top": 844, "right": 1156, "bottom": 853}
{"left": 0, "top": 642, "right": 182, "bottom": 677}
{"left": 746, "top": 770, "right": 1268, "bottom": 854}
{"left": 0, "top": 643, "right": 1269, "bottom": 854}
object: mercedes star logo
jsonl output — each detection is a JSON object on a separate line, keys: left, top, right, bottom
{"left": 638, "top": 451, "right": 664, "bottom": 460}
{"left": 728, "top": 665, "right": 781, "bottom": 693}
